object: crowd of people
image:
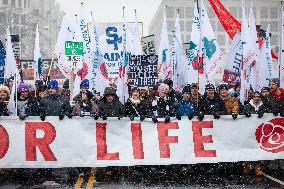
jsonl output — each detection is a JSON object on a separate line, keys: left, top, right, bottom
{"left": 0, "top": 77, "right": 284, "bottom": 186}
{"left": 0, "top": 77, "right": 283, "bottom": 121}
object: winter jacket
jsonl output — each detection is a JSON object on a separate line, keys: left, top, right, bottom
{"left": 262, "top": 95, "right": 279, "bottom": 113}
{"left": 199, "top": 95, "right": 227, "bottom": 115}
{"left": 17, "top": 96, "right": 41, "bottom": 116}
{"left": 176, "top": 99, "right": 197, "bottom": 116}
{"left": 124, "top": 98, "right": 147, "bottom": 117}
{"left": 270, "top": 88, "right": 284, "bottom": 102}
{"left": 151, "top": 96, "right": 177, "bottom": 118}
{"left": 40, "top": 94, "right": 72, "bottom": 116}
{"left": 221, "top": 96, "right": 239, "bottom": 115}
{"left": 0, "top": 101, "right": 8, "bottom": 116}
{"left": 72, "top": 100, "right": 99, "bottom": 117}
{"left": 243, "top": 100, "right": 266, "bottom": 114}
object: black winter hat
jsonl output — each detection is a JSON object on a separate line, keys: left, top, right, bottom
{"left": 261, "top": 87, "right": 270, "bottom": 93}
{"left": 182, "top": 85, "right": 191, "bottom": 94}
{"left": 234, "top": 82, "right": 240, "bottom": 91}
{"left": 205, "top": 83, "right": 215, "bottom": 90}
{"left": 82, "top": 90, "right": 94, "bottom": 100}
{"left": 219, "top": 83, "right": 229, "bottom": 90}
{"left": 163, "top": 78, "right": 173, "bottom": 88}
{"left": 103, "top": 87, "right": 116, "bottom": 97}
{"left": 131, "top": 87, "right": 140, "bottom": 94}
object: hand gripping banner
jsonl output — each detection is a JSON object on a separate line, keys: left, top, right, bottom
{"left": 0, "top": 114, "right": 283, "bottom": 168}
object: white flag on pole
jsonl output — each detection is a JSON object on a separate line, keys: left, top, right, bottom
{"left": 132, "top": 10, "right": 142, "bottom": 55}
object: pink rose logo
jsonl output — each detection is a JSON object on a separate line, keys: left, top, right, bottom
{"left": 255, "top": 118, "right": 284, "bottom": 153}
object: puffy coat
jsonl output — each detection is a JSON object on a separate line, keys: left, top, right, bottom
{"left": 199, "top": 95, "right": 227, "bottom": 115}
{"left": 221, "top": 96, "right": 239, "bottom": 115}
{"left": 124, "top": 98, "right": 147, "bottom": 117}
{"left": 151, "top": 96, "right": 177, "bottom": 118}
{"left": 17, "top": 96, "right": 41, "bottom": 116}
{"left": 176, "top": 99, "right": 197, "bottom": 116}
{"left": 243, "top": 100, "right": 266, "bottom": 114}
{"left": 72, "top": 100, "right": 99, "bottom": 117}
{"left": 40, "top": 94, "right": 72, "bottom": 116}
{"left": 0, "top": 101, "right": 8, "bottom": 116}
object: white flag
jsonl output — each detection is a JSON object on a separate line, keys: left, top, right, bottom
{"left": 248, "top": 6, "right": 259, "bottom": 91}
{"left": 281, "top": 5, "right": 284, "bottom": 88}
{"left": 158, "top": 11, "right": 172, "bottom": 80}
{"left": 132, "top": 11, "right": 142, "bottom": 55}
{"left": 201, "top": 0, "right": 225, "bottom": 84}
{"left": 172, "top": 12, "right": 188, "bottom": 91}
{"left": 34, "top": 24, "right": 43, "bottom": 81}
{"left": 54, "top": 14, "right": 74, "bottom": 79}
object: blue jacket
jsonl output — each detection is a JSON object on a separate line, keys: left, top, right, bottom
{"left": 177, "top": 99, "right": 197, "bottom": 116}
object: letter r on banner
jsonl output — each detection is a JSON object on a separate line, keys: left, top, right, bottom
{"left": 0, "top": 125, "right": 9, "bottom": 159}
{"left": 25, "top": 122, "right": 57, "bottom": 161}
{"left": 192, "top": 121, "right": 216, "bottom": 157}
{"left": 96, "top": 123, "right": 120, "bottom": 160}
{"left": 157, "top": 122, "right": 179, "bottom": 158}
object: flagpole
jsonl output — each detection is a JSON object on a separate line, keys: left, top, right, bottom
{"left": 196, "top": 0, "right": 201, "bottom": 108}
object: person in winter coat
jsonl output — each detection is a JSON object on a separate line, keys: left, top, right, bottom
{"left": 98, "top": 87, "right": 124, "bottom": 119}
{"left": 243, "top": 91, "right": 267, "bottom": 118}
{"left": 72, "top": 90, "right": 99, "bottom": 119}
{"left": 176, "top": 85, "right": 197, "bottom": 120}
{"left": 164, "top": 78, "right": 182, "bottom": 102}
{"left": 40, "top": 80, "right": 72, "bottom": 120}
{"left": 198, "top": 83, "right": 226, "bottom": 121}
{"left": 219, "top": 83, "right": 239, "bottom": 119}
{"left": 151, "top": 83, "right": 177, "bottom": 123}
{"left": 124, "top": 87, "right": 147, "bottom": 121}
{"left": 73, "top": 79, "right": 93, "bottom": 103}
{"left": 0, "top": 85, "right": 9, "bottom": 116}
{"left": 191, "top": 83, "right": 202, "bottom": 109}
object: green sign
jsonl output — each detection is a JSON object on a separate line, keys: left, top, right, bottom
{"left": 65, "top": 41, "right": 83, "bottom": 55}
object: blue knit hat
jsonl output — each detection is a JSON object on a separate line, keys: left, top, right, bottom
{"left": 80, "top": 79, "right": 89, "bottom": 89}
{"left": 48, "top": 80, "right": 59, "bottom": 90}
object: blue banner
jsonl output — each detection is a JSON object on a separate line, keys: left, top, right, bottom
{"left": 0, "top": 40, "right": 5, "bottom": 84}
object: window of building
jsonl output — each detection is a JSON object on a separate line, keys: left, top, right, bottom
{"left": 270, "top": 35, "right": 278, "bottom": 46}
{"left": 18, "top": 0, "right": 22, "bottom": 8}
{"left": 217, "top": 22, "right": 224, "bottom": 32}
{"left": 217, "top": 34, "right": 226, "bottom": 46}
{"left": 260, "top": 7, "right": 268, "bottom": 18}
{"left": 270, "top": 8, "right": 278, "bottom": 19}
{"left": 11, "top": 0, "right": 16, "bottom": 7}
{"left": 2, "top": 0, "right": 8, "bottom": 5}
{"left": 180, "top": 21, "right": 184, "bottom": 31}
{"left": 211, "top": 21, "right": 216, "bottom": 32}
{"left": 260, "top": 21, "right": 268, "bottom": 29}
{"left": 167, "top": 21, "right": 175, "bottom": 32}
{"left": 178, "top": 7, "right": 184, "bottom": 18}
{"left": 229, "top": 7, "right": 237, "bottom": 18}
{"left": 24, "top": 0, "right": 27, "bottom": 8}
{"left": 270, "top": 21, "right": 279, "bottom": 32}
{"left": 186, "top": 21, "right": 192, "bottom": 32}
{"left": 208, "top": 7, "right": 215, "bottom": 19}
{"left": 166, "top": 7, "right": 174, "bottom": 18}
{"left": 186, "top": 7, "right": 193, "bottom": 18}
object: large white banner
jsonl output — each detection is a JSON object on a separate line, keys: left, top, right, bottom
{"left": 0, "top": 114, "right": 283, "bottom": 168}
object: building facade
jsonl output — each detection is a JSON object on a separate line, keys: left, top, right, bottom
{"left": 149, "top": 0, "right": 282, "bottom": 63}
{"left": 0, "top": 0, "right": 63, "bottom": 59}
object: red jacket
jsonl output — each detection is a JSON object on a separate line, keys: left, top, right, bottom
{"left": 270, "top": 88, "right": 284, "bottom": 101}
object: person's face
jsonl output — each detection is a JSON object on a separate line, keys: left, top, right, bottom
{"left": 182, "top": 92, "right": 191, "bottom": 100}
{"left": 270, "top": 82, "right": 278, "bottom": 92}
{"left": 8, "top": 80, "right": 13, "bottom": 87}
{"left": 192, "top": 87, "right": 198, "bottom": 95}
{"left": 159, "top": 91, "right": 167, "bottom": 98}
{"left": 140, "top": 89, "right": 147, "bottom": 97}
{"left": 0, "top": 90, "right": 7, "bottom": 101}
{"left": 20, "top": 91, "right": 29, "bottom": 98}
{"left": 80, "top": 87, "right": 88, "bottom": 93}
{"left": 206, "top": 89, "right": 214, "bottom": 98}
{"left": 253, "top": 94, "right": 261, "bottom": 104}
{"left": 236, "top": 86, "right": 241, "bottom": 94}
{"left": 261, "top": 90, "right": 269, "bottom": 97}
{"left": 220, "top": 89, "right": 228, "bottom": 97}
{"left": 132, "top": 90, "right": 140, "bottom": 99}
{"left": 39, "top": 91, "right": 46, "bottom": 98}
{"left": 82, "top": 93, "right": 88, "bottom": 101}
{"left": 248, "top": 90, "right": 254, "bottom": 99}
{"left": 48, "top": 88, "right": 57, "bottom": 95}
{"left": 106, "top": 95, "right": 114, "bottom": 102}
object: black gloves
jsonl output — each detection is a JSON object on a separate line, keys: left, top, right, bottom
{"left": 67, "top": 114, "right": 73, "bottom": 119}
{"left": 140, "top": 115, "right": 145, "bottom": 122}
{"left": 118, "top": 115, "right": 123, "bottom": 120}
{"left": 188, "top": 113, "right": 194, "bottom": 120}
{"left": 176, "top": 114, "right": 181, "bottom": 120}
{"left": 19, "top": 114, "right": 27, "bottom": 121}
{"left": 280, "top": 111, "right": 284, "bottom": 117}
{"left": 165, "top": 115, "right": 170, "bottom": 123}
{"left": 257, "top": 111, "right": 264, "bottom": 118}
{"left": 198, "top": 112, "right": 204, "bottom": 121}
{"left": 273, "top": 111, "right": 279, "bottom": 116}
{"left": 40, "top": 114, "right": 46, "bottom": 121}
{"left": 245, "top": 112, "right": 251, "bottom": 118}
{"left": 94, "top": 115, "right": 99, "bottom": 120}
{"left": 102, "top": 115, "right": 107, "bottom": 120}
{"left": 59, "top": 115, "right": 65, "bottom": 120}
{"left": 152, "top": 115, "right": 158, "bottom": 123}
{"left": 213, "top": 113, "right": 220, "bottom": 120}
{"left": 129, "top": 116, "right": 135, "bottom": 121}
{"left": 232, "top": 113, "right": 238, "bottom": 120}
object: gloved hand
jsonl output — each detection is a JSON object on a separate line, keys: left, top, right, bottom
{"left": 19, "top": 114, "right": 27, "bottom": 121}
{"left": 273, "top": 111, "right": 279, "bottom": 116}
{"left": 188, "top": 113, "right": 194, "bottom": 120}
{"left": 118, "top": 115, "right": 123, "bottom": 120}
{"left": 198, "top": 112, "right": 204, "bottom": 121}
{"left": 165, "top": 115, "right": 170, "bottom": 123}
{"left": 40, "top": 114, "right": 46, "bottom": 121}
{"left": 232, "top": 113, "right": 238, "bottom": 120}
{"left": 152, "top": 115, "right": 158, "bottom": 123}
{"left": 67, "top": 114, "right": 73, "bottom": 119}
{"left": 176, "top": 114, "right": 181, "bottom": 120}
{"left": 102, "top": 115, "right": 107, "bottom": 120}
{"left": 257, "top": 111, "right": 264, "bottom": 118}
{"left": 140, "top": 115, "right": 145, "bottom": 121}
{"left": 245, "top": 112, "right": 251, "bottom": 118}
{"left": 280, "top": 111, "right": 284, "bottom": 117}
{"left": 129, "top": 115, "right": 134, "bottom": 121}
{"left": 59, "top": 115, "right": 65, "bottom": 120}
{"left": 94, "top": 115, "right": 99, "bottom": 120}
{"left": 213, "top": 113, "right": 220, "bottom": 120}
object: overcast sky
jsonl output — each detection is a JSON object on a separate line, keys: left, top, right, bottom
{"left": 55, "top": 0, "right": 162, "bottom": 36}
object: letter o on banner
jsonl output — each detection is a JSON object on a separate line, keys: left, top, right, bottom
{"left": 0, "top": 125, "right": 9, "bottom": 159}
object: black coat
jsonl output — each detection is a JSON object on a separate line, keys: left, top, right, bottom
{"left": 199, "top": 95, "right": 227, "bottom": 115}
{"left": 151, "top": 96, "right": 177, "bottom": 118}
{"left": 124, "top": 98, "right": 147, "bottom": 117}
{"left": 40, "top": 94, "right": 72, "bottom": 116}
{"left": 98, "top": 98, "right": 124, "bottom": 117}
{"left": 0, "top": 101, "right": 8, "bottom": 116}
{"left": 243, "top": 101, "right": 266, "bottom": 114}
